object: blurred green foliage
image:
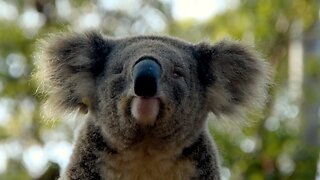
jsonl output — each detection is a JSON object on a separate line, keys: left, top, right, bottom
{"left": 0, "top": 0, "right": 319, "bottom": 179}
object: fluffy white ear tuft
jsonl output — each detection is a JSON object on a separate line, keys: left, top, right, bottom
{"left": 195, "top": 40, "right": 272, "bottom": 121}
{"left": 34, "top": 31, "right": 112, "bottom": 117}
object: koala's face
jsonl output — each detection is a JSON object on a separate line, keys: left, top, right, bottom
{"left": 95, "top": 38, "right": 208, "bottom": 147}
{"left": 36, "top": 32, "right": 270, "bottom": 150}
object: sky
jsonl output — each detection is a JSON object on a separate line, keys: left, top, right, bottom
{"left": 98, "top": 0, "right": 234, "bottom": 21}
{"left": 172, "top": 0, "right": 227, "bottom": 21}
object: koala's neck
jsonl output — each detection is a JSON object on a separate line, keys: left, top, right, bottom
{"left": 69, "top": 120, "right": 197, "bottom": 180}
{"left": 100, "top": 129, "right": 196, "bottom": 180}
{"left": 101, "top": 139, "right": 196, "bottom": 180}
{"left": 104, "top": 127, "right": 189, "bottom": 154}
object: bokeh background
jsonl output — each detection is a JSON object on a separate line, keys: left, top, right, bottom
{"left": 0, "top": 0, "right": 319, "bottom": 179}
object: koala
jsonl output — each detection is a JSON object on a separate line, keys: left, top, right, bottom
{"left": 35, "top": 31, "right": 271, "bottom": 180}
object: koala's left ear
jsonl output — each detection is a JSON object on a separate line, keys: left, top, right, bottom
{"left": 194, "top": 40, "right": 272, "bottom": 119}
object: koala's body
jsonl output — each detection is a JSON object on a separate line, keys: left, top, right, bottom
{"left": 35, "top": 32, "right": 271, "bottom": 180}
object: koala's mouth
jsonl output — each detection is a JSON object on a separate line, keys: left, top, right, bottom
{"left": 130, "top": 97, "right": 161, "bottom": 126}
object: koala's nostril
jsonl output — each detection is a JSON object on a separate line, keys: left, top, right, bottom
{"left": 133, "top": 59, "right": 161, "bottom": 97}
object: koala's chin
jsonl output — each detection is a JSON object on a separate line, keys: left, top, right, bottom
{"left": 130, "top": 97, "right": 160, "bottom": 126}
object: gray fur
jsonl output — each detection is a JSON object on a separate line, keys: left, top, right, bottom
{"left": 35, "top": 31, "right": 271, "bottom": 180}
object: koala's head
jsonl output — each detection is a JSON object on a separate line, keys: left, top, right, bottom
{"left": 35, "top": 32, "right": 271, "bottom": 150}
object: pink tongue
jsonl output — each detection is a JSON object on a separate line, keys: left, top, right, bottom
{"left": 131, "top": 97, "right": 160, "bottom": 125}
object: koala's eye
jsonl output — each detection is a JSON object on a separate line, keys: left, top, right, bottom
{"left": 172, "top": 68, "right": 184, "bottom": 79}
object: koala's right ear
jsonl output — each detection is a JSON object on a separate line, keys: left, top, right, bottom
{"left": 34, "top": 31, "right": 112, "bottom": 116}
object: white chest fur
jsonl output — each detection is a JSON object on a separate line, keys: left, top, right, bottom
{"left": 101, "top": 141, "right": 196, "bottom": 180}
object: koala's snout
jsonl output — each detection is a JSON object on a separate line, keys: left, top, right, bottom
{"left": 131, "top": 58, "right": 162, "bottom": 125}
{"left": 133, "top": 58, "right": 161, "bottom": 97}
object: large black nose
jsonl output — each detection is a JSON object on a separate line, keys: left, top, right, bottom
{"left": 133, "top": 59, "right": 161, "bottom": 97}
